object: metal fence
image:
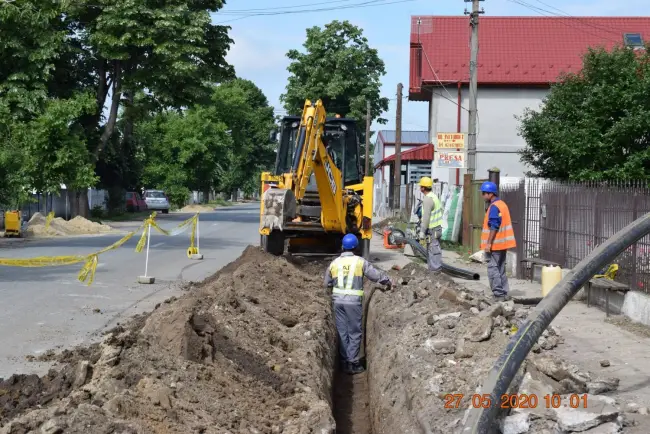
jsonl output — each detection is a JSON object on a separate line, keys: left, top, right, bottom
{"left": 521, "top": 179, "right": 650, "bottom": 292}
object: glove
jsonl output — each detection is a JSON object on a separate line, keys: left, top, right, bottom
{"left": 434, "top": 228, "right": 442, "bottom": 240}
{"left": 418, "top": 231, "right": 427, "bottom": 241}
{"left": 385, "top": 280, "right": 394, "bottom": 291}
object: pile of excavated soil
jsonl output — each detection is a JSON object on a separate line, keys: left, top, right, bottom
{"left": 25, "top": 213, "right": 113, "bottom": 237}
{"left": 366, "top": 263, "right": 650, "bottom": 433}
{"left": 0, "top": 247, "right": 337, "bottom": 433}
{"left": 179, "top": 204, "right": 214, "bottom": 213}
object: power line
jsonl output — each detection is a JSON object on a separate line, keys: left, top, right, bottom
{"left": 507, "top": 0, "right": 624, "bottom": 44}
{"left": 214, "top": 0, "right": 415, "bottom": 24}
{"left": 218, "top": 0, "right": 359, "bottom": 13}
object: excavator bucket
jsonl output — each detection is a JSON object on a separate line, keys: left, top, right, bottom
{"left": 261, "top": 188, "right": 296, "bottom": 232}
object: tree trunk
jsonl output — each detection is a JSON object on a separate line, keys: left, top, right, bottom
{"left": 71, "top": 190, "right": 90, "bottom": 218}
{"left": 95, "top": 60, "right": 122, "bottom": 160}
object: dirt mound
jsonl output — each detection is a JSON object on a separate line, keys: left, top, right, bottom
{"left": 0, "top": 246, "right": 337, "bottom": 433}
{"left": 179, "top": 204, "right": 214, "bottom": 213}
{"left": 25, "top": 213, "right": 113, "bottom": 237}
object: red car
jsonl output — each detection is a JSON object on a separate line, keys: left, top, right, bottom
{"left": 125, "top": 192, "right": 148, "bottom": 212}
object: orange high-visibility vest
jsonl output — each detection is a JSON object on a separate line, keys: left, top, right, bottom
{"left": 480, "top": 199, "right": 516, "bottom": 251}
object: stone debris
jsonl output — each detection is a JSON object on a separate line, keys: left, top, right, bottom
{"left": 467, "top": 316, "right": 494, "bottom": 342}
{"left": 500, "top": 412, "right": 531, "bottom": 434}
{"left": 600, "top": 360, "right": 611, "bottom": 368}
{"left": 588, "top": 377, "right": 621, "bottom": 395}
{"left": 554, "top": 394, "right": 619, "bottom": 432}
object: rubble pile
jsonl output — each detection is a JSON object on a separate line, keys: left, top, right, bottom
{"left": 365, "top": 263, "right": 649, "bottom": 434}
{"left": 0, "top": 247, "right": 337, "bottom": 433}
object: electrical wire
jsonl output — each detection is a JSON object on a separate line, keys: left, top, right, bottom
{"left": 508, "top": 0, "right": 625, "bottom": 44}
{"left": 214, "top": 0, "right": 415, "bottom": 24}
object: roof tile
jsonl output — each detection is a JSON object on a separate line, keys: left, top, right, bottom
{"left": 409, "top": 16, "right": 650, "bottom": 90}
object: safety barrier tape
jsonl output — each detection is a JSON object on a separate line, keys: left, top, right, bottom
{"left": 0, "top": 212, "right": 200, "bottom": 286}
{"left": 45, "top": 211, "right": 55, "bottom": 229}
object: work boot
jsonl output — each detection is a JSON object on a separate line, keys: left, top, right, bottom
{"left": 340, "top": 361, "right": 353, "bottom": 374}
{"left": 349, "top": 361, "right": 366, "bottom": 375}
{"left": 492, "top": 294, "right": 512, "bottom": 302}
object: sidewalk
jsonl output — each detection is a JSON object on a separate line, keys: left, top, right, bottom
{"left": 373, "top": 239, "right": 650, "bottom": 409}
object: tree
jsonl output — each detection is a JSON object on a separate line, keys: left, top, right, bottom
{"left": 210, "top": 79, "right": 276, "bottom": 196}
{"left": 136, "top": 108, "right": 232, "bottom": 208}
{"left": 60, "top": 0, "right": 235, "bottom": 214}
{"left": 518, "top": 45, "right": 650, "bottom": 180}
{"left": 281, "top": 20, "right": 389, "bottom": 123}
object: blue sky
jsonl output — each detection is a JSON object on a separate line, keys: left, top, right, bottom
{"left": 214, "top": 0, "right": 642, "bottom": 132}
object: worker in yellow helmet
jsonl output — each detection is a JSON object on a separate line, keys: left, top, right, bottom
{"left": 418, "top": 177, "right": 444, "bottom": 273}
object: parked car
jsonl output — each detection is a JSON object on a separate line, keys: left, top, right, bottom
{"left": 125, "top": 191, "right": 148, "bottom": 212}
{"left": 143, "top": 190, "right": 170, "bottom": 214}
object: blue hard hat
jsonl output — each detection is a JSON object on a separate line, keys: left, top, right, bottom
{"left": 342, "top": 233, "right": 359, "bottom": 250}
{"left": 480, "top": 181, "right": 498, "bottom": 194}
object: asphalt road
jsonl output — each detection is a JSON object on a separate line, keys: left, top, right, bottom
{"left": 0, "top": 203, "right": 261, "bottom": 378}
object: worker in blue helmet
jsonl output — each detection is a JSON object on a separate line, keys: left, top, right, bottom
{"left": 324, "top": 233, "right": 393, "bottom": 374}
{"left": 479, "top": 181, "right": 517, "bottom": 301}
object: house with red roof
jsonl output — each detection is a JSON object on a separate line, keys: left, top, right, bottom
{"left": 409, "top": 16, "right": 649, "bottom": 184}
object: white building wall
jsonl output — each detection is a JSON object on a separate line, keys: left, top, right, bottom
{"left": 428, "top": 86, "right": 548, "bottom": 184}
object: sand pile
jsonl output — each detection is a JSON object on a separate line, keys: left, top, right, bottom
{"left": 0, "top": 247, "right": 337, "bottom": 433}
{"left": 25, "top": 213, "right": 113, "bottom": 237}
{"left": 180, "top": 204, "right": 214, "bottom": 213}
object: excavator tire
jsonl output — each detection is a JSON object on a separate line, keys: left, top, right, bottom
{"left": 263, "top": 231, "right": 285, "bottom": 256}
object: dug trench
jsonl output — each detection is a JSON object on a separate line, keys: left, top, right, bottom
{"left": 0, "top": 248, "right": 647, "bottom": 433}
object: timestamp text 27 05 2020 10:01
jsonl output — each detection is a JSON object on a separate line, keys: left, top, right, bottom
{"left": 443, "top": 393, "right": 588, "bottom": 409}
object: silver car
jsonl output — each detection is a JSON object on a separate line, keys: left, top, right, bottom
{"left": 143, "top": 190, "right": 170, "bottom": 214}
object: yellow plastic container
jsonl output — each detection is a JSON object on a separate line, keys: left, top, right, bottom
{"left": 541, "top": 265, "right": 562, "bottom": 297}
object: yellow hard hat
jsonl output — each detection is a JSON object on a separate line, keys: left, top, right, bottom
{"left": 419, "top": 177, "right": 433, "bottom": 188}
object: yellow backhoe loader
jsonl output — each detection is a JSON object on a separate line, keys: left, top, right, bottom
{"left": 259, "top": 99, "right": 373, "bottom": 258}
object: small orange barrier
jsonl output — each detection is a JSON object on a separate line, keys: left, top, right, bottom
{"left": 383, "top": 227, "right": 404, "bottom": 249}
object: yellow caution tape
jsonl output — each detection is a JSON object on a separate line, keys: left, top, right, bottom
{"left": 45, "top": 211, "right": 55, "bottom": 229}
{"left": 0, "top": 223, "right": 145, "bottom": 285}
{"left": 0, "top": 212, "right": 200, "bottom": 286}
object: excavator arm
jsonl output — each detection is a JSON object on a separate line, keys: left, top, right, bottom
{"left": 293, "top": 100, "right": 345, "bottom": 233}
{"left": 259, "top": 98, "right": 373, "bottom": 257}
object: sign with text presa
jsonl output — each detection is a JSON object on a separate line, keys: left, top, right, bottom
{"left": 435, "top": 151, "right": 466, "bottom": 168}
{"left": 436, "top": 133, "right": 466, "bottom": 149}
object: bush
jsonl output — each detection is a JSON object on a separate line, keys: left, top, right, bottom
{"left": 90, "top": 205, "right": 104, "bottom": 219}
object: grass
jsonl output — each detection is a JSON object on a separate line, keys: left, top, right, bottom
{"left": 440, "top": 240, "right": 472, "bottom": 261}
{"left": 208, "top": 198, "right": 232, "bottom": 207}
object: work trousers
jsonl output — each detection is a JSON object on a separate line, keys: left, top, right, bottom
{"left": 487, "top": 250, "right": 510, "bottom": 297}
{"left": 427, "top": 227, "right": 443, "bottom": 272}
{"left": 333, "top": 301, "right": 363, "bottom": 363}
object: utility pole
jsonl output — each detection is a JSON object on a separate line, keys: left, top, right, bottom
{"left": 394, "top": 83, "right": 403, "bottom": 210}
{"left": 465, "top": 0, "right": 484, "bottom": 175}
{"left": 365, "top": 99, "right": 371, "bottom": 177}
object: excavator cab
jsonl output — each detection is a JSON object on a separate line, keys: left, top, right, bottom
{"left": 273, "top": 115, "right": 363, "bottom": 183}
{"left": 260, "top": 100, "right": 373, "bottom": 258}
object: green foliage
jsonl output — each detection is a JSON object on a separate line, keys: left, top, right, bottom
{"left": 281, "top": 20, "right": 389, "bottom": 124}
{"left": 0, "top": 0, "right": 235, "bottom": 214}
{"left": 134, "top": 78, "right": 276, "bottom": 204}
{"left": 210, "top": 79, "right": 276, "bottom": 193}
{"left": 136, "top": 108, "right": 232, "bottom": 208}
{"left": 518, "top": 45, "right": 650, "bottom": 180}
{"left": 90, "top": 205, "right": 105, "bottom": 219}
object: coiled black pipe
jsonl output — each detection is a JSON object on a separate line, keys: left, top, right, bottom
{"left": 388, "top": 229, "right": 480, "bottom": 281}
{"left": 462, "top": 212, "right": 650, "bottom": 434}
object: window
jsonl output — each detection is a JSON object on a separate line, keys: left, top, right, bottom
{"left": 624, "top": 33, "right": 644, "bottom": 48}
{"left": 145, "top": 191, "right": 166, "bottom": 198}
